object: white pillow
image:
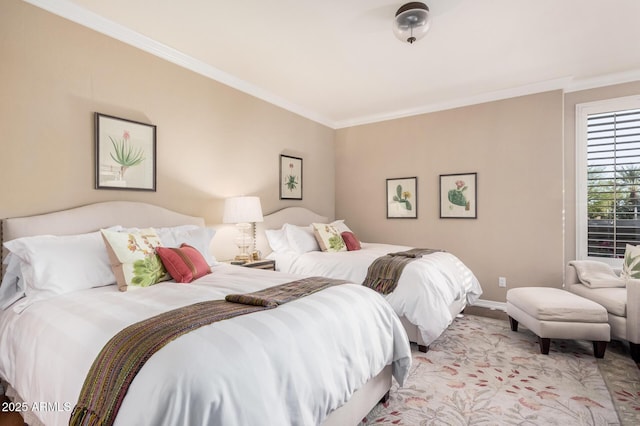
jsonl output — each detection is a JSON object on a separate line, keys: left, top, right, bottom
{"left": 4, "top": 231, "right": 117, "bottom": 312}
{"left": 163, "top": 226, "right": 217, "bottom": 265}
{"left": 569, "top": 260, "right": 625, "bottom": 288}
{"left": 265, "top": 227, "right": 292, "bottom": 253}
{"left": 152, "top": 224, "right": 198, "bottom": 243}
{"left": 120, "top": 225, "right": 217, "bottom": 265}
{"left": 0, "top": 253, "right": 25, "bottom": 309}
{"left": 284, "top": 224, "right": 320, "bottom": 254}
{"left": 330, "top": 219, "right": 353, "bottom": 234}
{"left": 119, "top": 225, "right": 196, "bottom": 244}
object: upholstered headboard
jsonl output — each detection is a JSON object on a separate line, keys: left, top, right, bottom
{"left": 256, "top": 207, "right": 329, "bottom": 256}
{"left": 2, "top": 201, "right": 204, "bottom": 242}
{"left": 1, "top": 201, "right": 205, "bottom": 278}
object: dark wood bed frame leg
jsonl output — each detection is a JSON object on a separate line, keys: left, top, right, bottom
{"left": 379, "top": 390, "right": 390, "bottom": 404}
{"left": 417, "top": 344, "right": 428, "bottom": 353}
{"left": 508, "top": 316, "right": 518, "bottom": 332}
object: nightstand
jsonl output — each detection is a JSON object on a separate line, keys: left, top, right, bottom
{"left": 227, "top": 259, "right": 276, "bottom": 271}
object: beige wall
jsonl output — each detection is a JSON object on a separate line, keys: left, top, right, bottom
{"left": 4, "top": 1, "right": 640, "bottom": 302}
{"left": 0, "top": 0, "right": 335, "bottom": 260}
{"left": 564, "top": 81, "right": 640, "bottom": 265}
{"left": 336, "top": 91, "right": 565, "bottom": 303}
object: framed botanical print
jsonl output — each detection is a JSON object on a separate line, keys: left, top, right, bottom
{"left": 440, "top": 172, "right": 477, "bottom": 219}
{"left": 95, "top": 113, "right": 156, "bottom": 191}
{"left": 280, "top": 154, "right": 303, "bottom": 200}
{"left": 386, "top": 177, "right": 417, "bottom": 219}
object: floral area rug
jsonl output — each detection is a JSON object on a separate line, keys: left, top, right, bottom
{"left": 363, "top": 315, "right": 640, "bottom": 425}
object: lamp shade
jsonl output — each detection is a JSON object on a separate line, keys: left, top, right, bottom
{"left": 393, "top": 2, "right": 431, "bottom": 44}
{"left": 223, "top": 196, "right": 264, "bottom": 224}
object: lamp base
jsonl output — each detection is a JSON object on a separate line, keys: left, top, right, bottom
{"left": 234, "top": 253, "right": 251, "bottom": 262}
{"left": 233, "top": 222, "right": 252, "bottom": 263}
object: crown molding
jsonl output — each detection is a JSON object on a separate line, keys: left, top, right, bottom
{"left": 21, "top": 0, "right": 640, "bottom": 131}
{"left": 335, "top": 69, "right": 640, "bottom": 128}
{"left": 333, "top": 77, "right": 574, "bottom": 128}
{"left": 564, "top": 68, "right": 640, "bottom": 93}
{"left": 22, "top": 0, "right": 335, "bottom": 128}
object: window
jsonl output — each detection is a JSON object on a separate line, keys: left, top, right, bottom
{"left": 576, "top": 96, "right": 640, "bottom": 264}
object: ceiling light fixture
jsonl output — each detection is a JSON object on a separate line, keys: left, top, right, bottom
{"left": 393, "top": 2, "right": 431, "bottom": 44}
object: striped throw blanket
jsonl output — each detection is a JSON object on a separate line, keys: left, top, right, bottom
{"left": 363, "top": 248, "right": 442, "bottom": 295}
{"left": 70, "top": 276, "right": 348, "bottom": 426}
{"left": 225, "top": 276, "right": 349, "bottom": 307}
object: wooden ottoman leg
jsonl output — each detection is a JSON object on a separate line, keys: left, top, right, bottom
{"left": 508, "top": 316, "right": 518, "bottom": 332}
{"left": 630, "top": 342, "right": 640, "bottom": 363}
{"left": 593, "top": 341, "right": 607, "bottom": 359}
{"left": 539, "top": 337, "right": 550, "bottom": 355}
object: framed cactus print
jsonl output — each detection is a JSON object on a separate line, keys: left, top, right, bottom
{"left": 440, "top": 172, "right": 477, "bottom": 219}
{"left": 95, "top": 113, "right": 156, "bottom": 191}
{"left": 280, "top": 154, "right": 303, "bottom": 200}
{"left": 387, "top": 177, "right": 417, "bottom": 219}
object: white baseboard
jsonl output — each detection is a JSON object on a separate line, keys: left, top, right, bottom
{"left": 470, "top": 299, "right": 507, "bottom": 312}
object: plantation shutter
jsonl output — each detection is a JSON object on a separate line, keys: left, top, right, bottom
{"left": 586, "top": 108, "right": 640, "bottom": 258}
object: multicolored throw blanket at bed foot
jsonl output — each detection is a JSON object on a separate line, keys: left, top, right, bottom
{"left": 363, "top": 248, "right": 443, "bottom": 295}
{"left": 225, "top": 276, "right": 350, "bottom": 307}
{"left": 70, "top": 276, "right": 348, "bottom": 426}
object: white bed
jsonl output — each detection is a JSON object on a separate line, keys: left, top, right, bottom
{"left": 0, "top": 201, "right": 412, "bottom": 426}
{"left": 257, "top": 207, "right": 483, "bottom": 351}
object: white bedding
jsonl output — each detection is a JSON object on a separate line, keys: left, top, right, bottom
{"left": 0, "top": 264, "right": 411, "bottom": 426}
{"left": 268, "top": 243, "right": 483, "bottom": 345}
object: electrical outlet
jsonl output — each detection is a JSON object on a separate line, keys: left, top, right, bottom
{"left": 498, "top": 277, "right": 507, "bottom": 288}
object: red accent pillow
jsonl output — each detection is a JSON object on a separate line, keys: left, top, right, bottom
{"left": 341, "top": 231, "right": 361, "bottom": 251}
{"left": 156, "top": 244, "right": 211, "bottom": 283}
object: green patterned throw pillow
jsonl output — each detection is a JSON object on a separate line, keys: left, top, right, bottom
{"left": 101, "top": 228, "right": 169, "bottom": 291}
{"left": 312, "top": 223, "right": 346, "bottom": 252}
{"left": 621, "top": 244, "right": 640, "bottom": 280}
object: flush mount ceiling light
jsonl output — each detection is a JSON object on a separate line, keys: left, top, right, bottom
{"left": 393, "top": 2, "right": 431, "bottom": 44}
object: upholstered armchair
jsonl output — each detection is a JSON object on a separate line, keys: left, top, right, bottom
{"left": 566, "top": 263, "right": 639, "bottom": 362}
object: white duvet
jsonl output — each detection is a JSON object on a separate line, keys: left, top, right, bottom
{"left": 268, "top": 243, "right": 483, "bottom": 345}
{"left": 0, "top": 264, "right": 411, "bottom": 426}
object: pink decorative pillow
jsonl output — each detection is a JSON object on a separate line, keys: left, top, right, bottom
{"left": 341, "top": 232, "right": 361, "bottom": 251}
{"left": 156, "top": 244, "right": 211, "bottom": 283}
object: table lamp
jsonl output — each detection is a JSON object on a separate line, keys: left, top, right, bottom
{"left": 222, "top": 196, "right": 264, "bottom": 262}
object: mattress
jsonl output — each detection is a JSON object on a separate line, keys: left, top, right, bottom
{"left": 269, "top": 242, "right": 483, "bottom": 345}
{"left": 0, "top": 264, "right": 412, "bottom": 426}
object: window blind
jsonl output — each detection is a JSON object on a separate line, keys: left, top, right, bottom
{"left": 587, "top": 108, "right": 640, "bottom": 258}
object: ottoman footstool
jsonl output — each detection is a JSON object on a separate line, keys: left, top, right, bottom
{"left": 506, "top": 287, "right": 610, "bottom": 358}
